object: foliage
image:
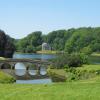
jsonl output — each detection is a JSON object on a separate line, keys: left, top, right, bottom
{"left": 65, "top": 27, "right": 100, "bottom": 53}
{"left": 52, "top": 53, "right": 88, "bottom": 68}
{"left": 0, "top": 30, "right": 15, "bottom": 58}
{"left": 14, "top": 27, "right": 100, "bottom": 53}
{"left": 16, "top": 31, "right": 42, "bottom": 53}
{"left": 80, "top": 46, "right": 92, "bottom": 55}
{"left": 65, "top": 64, "right": 100, "bottom": 81}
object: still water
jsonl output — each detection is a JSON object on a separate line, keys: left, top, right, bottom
{"left": 13, "top": 53, "right": 55, "bottom": 60}
{"left": 16, "top": 79, "right": 52, "bottom": 84}
{"left": 13, "top": 53, "right": 55, "bottom": 84}
{"left": 13, "top": 53, "right": 100, "bottom": 64}
{"left": 89, "top": 56, "right": 100, "bottom": 64}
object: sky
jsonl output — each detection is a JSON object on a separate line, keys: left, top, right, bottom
{"left": 0, "top": 0, "right": 100, "bottom": 39}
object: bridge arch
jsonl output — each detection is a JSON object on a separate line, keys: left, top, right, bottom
{"left": 40, "top": 65, "right": 47, "bottom": 75}
{"left": 0, "top": 63, "right": 11, "bottom": 69}
{"left": 28, "top": 64, "right": 38, "bottom": 76}
{"left": 15, "top": 62, "right": 26, "bottom": 76}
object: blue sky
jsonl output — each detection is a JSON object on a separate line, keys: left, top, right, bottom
{"left": 0, "top": 0, "right": 100, "bottom": 39}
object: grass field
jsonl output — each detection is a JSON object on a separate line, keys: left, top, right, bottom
{"left": 0, "top": 64, "right": 100, "bottom": 100}
{"left": 0, "top": 79, "right": 100, "bottom": 100}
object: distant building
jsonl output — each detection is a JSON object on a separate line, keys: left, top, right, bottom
{"left": 42, "top": 43, "right": 51, "bottom": 51}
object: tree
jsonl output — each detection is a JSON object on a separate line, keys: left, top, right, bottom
{"left": 0, "top": 29, "right": 15, "bottom": 58}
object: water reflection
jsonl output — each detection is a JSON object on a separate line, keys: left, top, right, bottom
{"left": 40, "top": 66, "right": 47, "bottom": 75}
{"left": 28, "top": 66, "right": 37, "bottom": 75}
{"left": 89, "top": 56, "right": 100, "bottom": 64}
{"left": 16, "top": 79, "right": 52, "bottom": 84}
{"left": 13, "top": 53, "right": 56, "bottom": 60}
{"left": 15, "top": 63, "right": 26, "bottom": 76}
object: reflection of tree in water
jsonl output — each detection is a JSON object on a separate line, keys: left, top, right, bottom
{"left": 40, "top": 66, "right": 47, "bottom": 75}
{"left": 28, "top": 64, "right": 37, "bottom": 75}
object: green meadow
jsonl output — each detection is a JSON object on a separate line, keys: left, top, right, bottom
{"left": 0, "top": 64, "right": 100, "bottom": 100}
{"left": 0, "top": 78, "right": 100, "bottom": 100}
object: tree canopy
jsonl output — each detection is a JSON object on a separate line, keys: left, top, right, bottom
{"left": 0, "top": 30, "right": 15, "bottom": 58}
{"left": 14, "top": 27, "right": 100, "bottom": 53}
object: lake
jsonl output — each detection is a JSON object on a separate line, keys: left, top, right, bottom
{"left": 13, "top": 53, "right": 100, "bottom": 64}
{"left": 13, "top": 53, "right": 56, "bottom": 60}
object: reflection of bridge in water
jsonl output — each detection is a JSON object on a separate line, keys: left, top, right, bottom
{"left": 0, "top": 59, "right": 52, "bottom": 80}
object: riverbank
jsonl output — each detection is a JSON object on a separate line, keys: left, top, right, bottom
{"left": 91, "top": 53, "right": 100, "bottom": 57}
{"left": 0, "top": 57, "right": 6, "bottom": 60}
{"left": 48, "top": 64, "right": 100, "bottom": 82}
{"left": 37, "top": 50, "right": 58, "bottom": 54}
{"left": 0, "top": 71, "right": 15, "bottom": 83}
{"left": 16, "top": 50, "right": 60, "bottom": 54}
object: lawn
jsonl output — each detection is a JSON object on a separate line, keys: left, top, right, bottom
{"left": 0, "top": 64, "right": 100, "bottom": 100}
{"left": 0, "top": 79, "right": 100, "bottom": 100}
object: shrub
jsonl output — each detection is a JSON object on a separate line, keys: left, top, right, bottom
{"left": 52, "top": 53, "right": 88, "bottom": 68}
{"left": 68, "top": 53, "right": 88, "bottom": 67}
{"left": 65, "top": 67, "right": 100, "bottom": 81}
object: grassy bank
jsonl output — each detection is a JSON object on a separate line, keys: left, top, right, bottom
{"left": 15, "top": 50, "right": 58, "bottom": 54}
{"left": 48, "top": 64, "right": 100, "bottom": 82}
{"left": 91, "top": 53, "right": 100, "bottom": 57}
{"left": 0, "top": 57, "right": 6, "bottom": 60}
{"left": 37, "top": 50, "right": 58, "bottom": 54}
{"left": 48, "top": 69, "right": 67, "bottom": 82}
{"left": 76, "top": 64, "right": 100, "bottom": 71}
{"left": 0, "top": 71, "right": 15, "bottom": 83}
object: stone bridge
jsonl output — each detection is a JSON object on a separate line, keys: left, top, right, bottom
{"left": 0, "top": 58, "right": 52, "bottom": 80}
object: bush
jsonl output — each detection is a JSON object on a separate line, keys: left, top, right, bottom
{"left": 65, "top": 67, "right": 99, "bottom": 81}
{"left": 52, "top": 53, "right": 88, "bottom": 68}
{"left": 67, "top": 53, "right": 88, "bottom": 67}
